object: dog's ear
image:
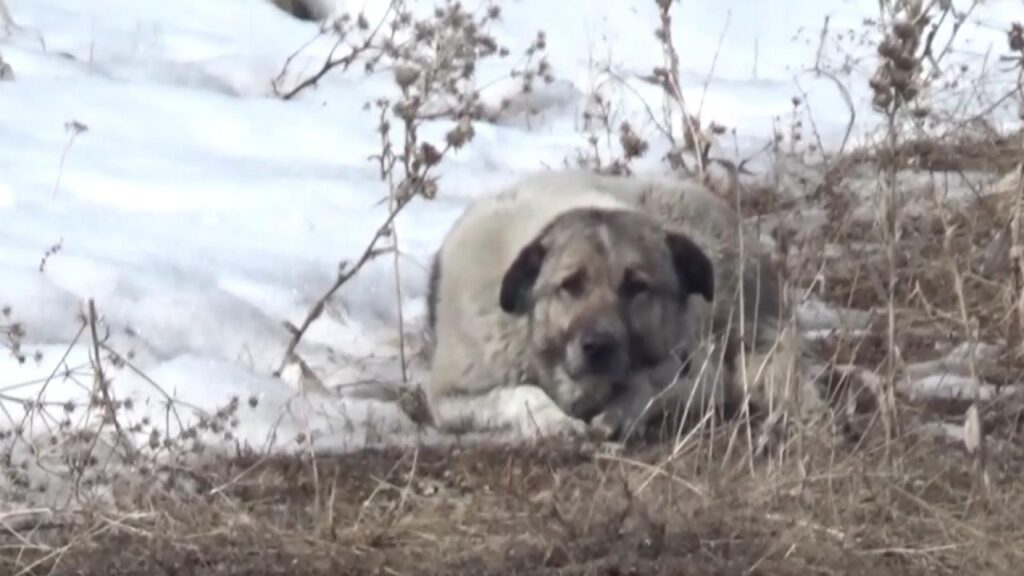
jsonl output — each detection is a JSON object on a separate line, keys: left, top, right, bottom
{"left": 665, "top": 232, "right": 714, "bottom": 302}
{"left": 499, "top": 240, "right": 547, "bottom": 314}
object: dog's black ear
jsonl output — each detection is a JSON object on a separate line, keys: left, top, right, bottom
{"left": 499, "top": 240, "right": 547, "bottom": 314}
{"left": 665, "top": 232, "right": 714, "bottom": 302}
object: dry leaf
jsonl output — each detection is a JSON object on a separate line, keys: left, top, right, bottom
{"left": 981, "top": 225, "right": 1010, "bottom": 278}
{"left": 963, "top": 403, "right": 982, "bottom": 455}
{"left": 279, "top": 352, "right": 329, "bottom": 395}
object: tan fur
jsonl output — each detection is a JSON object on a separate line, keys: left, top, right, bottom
{"left": 425, "top": 169, "right": 795, "bottom": 440}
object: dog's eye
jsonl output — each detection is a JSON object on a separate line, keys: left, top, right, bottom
{"left": 559, "top": 271, "right": 586, "bottom": 298}
{"left": 621, "top": 272, "right": 650, "bottom": 298}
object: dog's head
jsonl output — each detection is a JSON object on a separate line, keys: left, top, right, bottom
{"left": 499, "top": 207, "right": 714, "bottom": 420}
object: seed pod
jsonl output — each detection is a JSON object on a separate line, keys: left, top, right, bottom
{"left": 892, "top": 19, "right": 917, "bottom": 41}
{"left": 420, "top": 142, "right": 442, "bottom": 167}
{"left": 889, "top": 67, "right": 911, "bottom": 91}
{"left": 877, "top": 36, "right": 901, "bottom": 59}
{"left": 873, "top": 91, "right": 893, "bottom": 110}
{"left": 393, "top": 65, "right": 420, "bottom": 89}
{"left": 1010, "top": 23, "right": 1024, "bottom": 52}
{"left": 892, "top": 52, "right": 917, "bottom": 72}
{"left": 869, "top": 73, "right": 891, "bottom": 93}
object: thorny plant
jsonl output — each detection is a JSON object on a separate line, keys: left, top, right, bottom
{"left": 645, "top": 0, "right": 716, "bottom": 176}
{"left": 272, "top": 0, "right": 551, "bottom": 380}
{"left": 2, "top": 305, "right": 34, "bottom": 366}
{"left": 864, "top": 0, "right": 995, "bottom": 452}
{"left": 573, "top": 0, "right": 740, "bottom": 189}
{"left": 0, "top": 301, "right": 316, "bottom": 508}
{"left": 788, "top": 0, "right": 1024, "bottom": 470}
{"left": 573, "top": 88, "right": 652, "bottom": 176}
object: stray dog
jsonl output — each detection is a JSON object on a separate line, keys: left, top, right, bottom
{"left": 424, "top": 169, "right": 789, "bottom": 440}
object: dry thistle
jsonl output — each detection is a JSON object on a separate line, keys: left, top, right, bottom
{"left": 393, "top": 65, "right": 421, "bottom": 90}
{"left": 419, "top": 142, "right": 443, "bottom": 167}
{"left": 870, "top": 2, "right": 929, "bottom": 112}
{"left": 445, "top": 115, "right": 474, "bottom": 149}
{"left": 1009, "top": 22, "right": 1024, "bottom": 53}
{"left": 273, "top": 0, "right": 552, "bottom": 377}
{"left": 618, "top": 121, "right": 649, "bottom": 160}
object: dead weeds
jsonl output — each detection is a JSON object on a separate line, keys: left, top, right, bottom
{"left": 1, "top": 422, "right": 1022, "bottom": 576}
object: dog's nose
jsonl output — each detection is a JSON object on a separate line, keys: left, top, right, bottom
{"left": 581, "top": 330, "right": 619, "bottom": 368}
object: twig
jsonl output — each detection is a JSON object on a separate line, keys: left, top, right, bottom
{"left": 12, "top": 514, "right": 127, "bottom": 576}
{"left": 655, "top": 0, "right": 708, "bottom": 175}
{"left": 53, "top": 121, "right": 87, "bottom": 200}
{"left": 696, "top": 9, "right": 732, "bottom": 120}
{"left": 271, "top": 29, "right": 329, "bottom": 94}
{"left": 275, "top": 193, "right": 417, "bottom": 376}
{"left": 814, "top": 15, "right": 831, "bottom": 71}
{"left": 87, "top": 299, "right": 135, "bottom": 460}
{"left": 38, "top": 238, "right": 63, "bottom": 273}
{"left": 276, "top": 1, "right": 399, "bottom": 100}
{"left": 799, "top": 67, "right": 856, "bottom": 159}
{"left": 390, "top": 192, "right": 409, "bottom": 384}
{"left": 98, "top": 343, "right": 196, "bottom": 430}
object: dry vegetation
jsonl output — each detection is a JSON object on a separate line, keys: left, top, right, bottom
{"left": 5, "top": 434, "right": 1024, "bottom": 576}
{"left": 4, "top": 0, "right": 1024, "bottom": 574}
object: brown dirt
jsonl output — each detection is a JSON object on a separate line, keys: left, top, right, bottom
{"left": 4, "top": 421, "right": 1024, "bottom": 576}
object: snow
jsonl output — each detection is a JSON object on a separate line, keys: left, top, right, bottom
{"left": 0, "top": 0, "right": 1020, "bottom": 501}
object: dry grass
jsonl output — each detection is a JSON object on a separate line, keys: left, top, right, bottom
{"left": 3, "top": 418, "right": 1024, "bottom": 576}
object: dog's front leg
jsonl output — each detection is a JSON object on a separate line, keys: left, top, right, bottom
{"left": 590, "top": 344, "right": 731, "bottom": 441}
{"left": 429, "top": 384, "right": 588, "bottom": 439}
{"left": 588, "top": 359, "right": 681, "bottom": 441}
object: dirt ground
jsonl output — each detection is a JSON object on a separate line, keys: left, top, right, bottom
{"left": 4, "top": 414, "right": 1024, "bottom": 576}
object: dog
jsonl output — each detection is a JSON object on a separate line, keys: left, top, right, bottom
{"left": 423, "top": 169, "right": 792, "bottom": 441}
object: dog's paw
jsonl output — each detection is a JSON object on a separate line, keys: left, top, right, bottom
{"left": 589, "top": 409, "right": 624, "bottom": 441}
{"left": 527, "top": 406, "right": 588, "bottom": 439}
{"left": 503, "top": 385, "right": 587, "bottom": 440}
{"left": 590, "top": 407, "right": 649, "bottom": 442}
